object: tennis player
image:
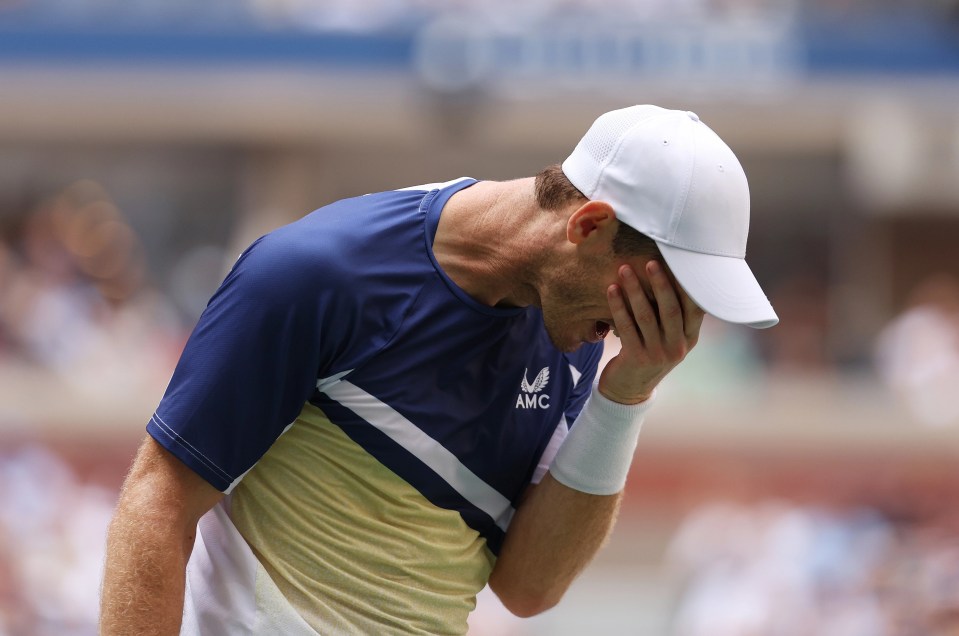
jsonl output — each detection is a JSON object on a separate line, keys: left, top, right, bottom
{"left": 100, "top": 105, "right": 777, "bottom": 635}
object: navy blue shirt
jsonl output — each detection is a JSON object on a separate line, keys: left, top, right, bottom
{"left": 148, "top": 178, "right": 604, "bottom": 552}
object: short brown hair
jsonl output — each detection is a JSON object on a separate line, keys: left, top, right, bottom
{"left": 612, "top": 222, "right": 661, "bottom": 259}
{"left": 534, "top": 163, "right": 586, "bottom": 211}
{"left": 534, "top": 164, "right": 661, "bottom": 259}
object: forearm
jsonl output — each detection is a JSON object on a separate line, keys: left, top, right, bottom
{"left": 100, "top": 491, "right": 195, "bottom": 635}
{"left": 488, "top": 472, "right": 622, "bottom": 617}
{"left": 489, "top": 386, "right": 650, "bottom": 616}
{"left": 100, "top": 437, "right": 223, "bottom": 636}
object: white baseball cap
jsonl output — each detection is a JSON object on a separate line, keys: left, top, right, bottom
{"left": 562, "top": 105, "right": 779, "bottom": 329}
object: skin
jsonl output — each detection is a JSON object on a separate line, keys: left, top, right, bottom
{"left": 100, "top": 177, "right": 704, "bottom": 631}
{"left": 101, "top": 437, "right": 223, "bottom": 636}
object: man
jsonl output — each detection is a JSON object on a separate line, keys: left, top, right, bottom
{"left": 101, "top": 105, "right": 777, "bottom": 635}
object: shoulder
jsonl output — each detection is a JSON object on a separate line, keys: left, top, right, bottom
{"left": 394, "top": 177, "right": 475, "bottom": 193}
{"left": 235, "top": 187, "right": 436, "bottom": 295}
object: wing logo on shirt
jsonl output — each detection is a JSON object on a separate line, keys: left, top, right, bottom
{"left": 517, "top": 367, "right": 550, "bottom": 409}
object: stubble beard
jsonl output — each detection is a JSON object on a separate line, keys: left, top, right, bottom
{"left": 542, "top": 311, "right": 582, "bottom": 353}
{"left": 540, "top": 270, "right": 599, "bottom": 354}
{"left": 535, "top": 243, "right": 616, "bottom": 352}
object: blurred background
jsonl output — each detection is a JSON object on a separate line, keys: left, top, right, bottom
{"left": 1, "top": 1, "right": 959, "bottom": 634}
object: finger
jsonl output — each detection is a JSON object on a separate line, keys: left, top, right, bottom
{"left": 619, "top": 264, "right": 663, "bottom": 350}
{"left": 606, "top": 283, "right": 643, "bottom": 349}
{"left": 646, "top": 260, "right": 684, "bottom": 346}
{"left": 675, "top": 284, "right": 705, "bottom": 342}
{"left": 658, "top": 263, "right": 705, "bottom": 341}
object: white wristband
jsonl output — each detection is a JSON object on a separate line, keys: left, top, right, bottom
{"left": 549, "top": 385, "right": 654, "bottom": 495}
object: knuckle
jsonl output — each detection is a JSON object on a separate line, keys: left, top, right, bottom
{"left": 633, "top": 310, "right": 656, "bottom": 324}
{"left": 667, "top": 343, "right": 688, "bottom": 361}
{"left": 664, "top": 304, "right": 683, "bottom": 320}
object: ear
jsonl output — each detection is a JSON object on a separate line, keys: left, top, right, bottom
{"left": 566, "top": 200, "right": 617, "bottom": 247}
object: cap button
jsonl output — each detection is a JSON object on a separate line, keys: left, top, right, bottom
{"left": 687, "top": 111, "right": 700, "bottom": 122}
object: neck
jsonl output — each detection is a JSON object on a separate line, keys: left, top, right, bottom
{"left": 432, "top": 178, "right": 557, "bottom": 309}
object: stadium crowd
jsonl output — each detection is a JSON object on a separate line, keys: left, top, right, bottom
{"left": 668, "top": 498, "right": 959, "bottom": 636}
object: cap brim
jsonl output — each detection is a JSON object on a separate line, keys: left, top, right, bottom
{"left": 657, "top": 243, "right": 779, "bottom": 329}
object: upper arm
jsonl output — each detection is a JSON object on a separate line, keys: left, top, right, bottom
{"left": 119, "top": 436, "right": 224, "bottom": 530}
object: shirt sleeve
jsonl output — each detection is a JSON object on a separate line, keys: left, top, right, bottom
{"left": 148, "top": 231, "right": 354, "bottom": 492}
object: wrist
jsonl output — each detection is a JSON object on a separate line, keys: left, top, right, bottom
{"left": 597, "top": 387, "right": 653, "bottom": 406}
{"left": 596, "top": 373, "right": 658, "bottom": 406}
{"left": 549, "top": 385, "right": 655, "bottom": 496}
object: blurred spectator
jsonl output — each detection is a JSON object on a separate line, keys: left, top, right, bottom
{"left": 0, "top": 444, "right": 115, "bottom": 636}
{"left": 0, "top": 180, "right": 184, "bottom": 395}
{"left": 874, "top": 273, "right": 959, "bottom": 428}
{"left": 666, "top": 498, "right": 959, "bottom": 636}
{"left": 0, "top": 180, "right": 192, "bottom": 635}
{"left": 761, "top": 274, "right": 832, "bottom": 375}
{"left": 0, "top": 239, "right": 16, "bottom": 356}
